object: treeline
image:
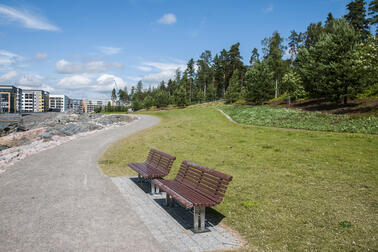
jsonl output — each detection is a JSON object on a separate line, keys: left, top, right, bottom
{"left": 114, "top": 0, "right": 377, "bottom": 110}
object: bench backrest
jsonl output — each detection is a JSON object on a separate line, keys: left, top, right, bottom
{"left": 175, "top": 160, "right": 232, "bottom": 204}
{"left": 146, "top": 148, "right": 176, "bottom": 174}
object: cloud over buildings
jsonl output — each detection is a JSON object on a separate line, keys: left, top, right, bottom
{"left": 55, "top": 59, "right": 123, "bottom": 74}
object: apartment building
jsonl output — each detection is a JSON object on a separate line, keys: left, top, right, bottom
{"left": 84, "top": 100, "right": 103, "bottom": 113}
{"left": 22, "top": 89, "right": 49, "bottom": 112}
{"left": 0, "top": 85, "right": 22, "bottom": 113}
{"left": 69, "top": 99, "right": 84, "bottom": 113}
{"left": 49, "top": 95, "right": 69, "bottom": 112}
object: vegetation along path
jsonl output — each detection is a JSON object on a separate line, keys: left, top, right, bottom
{"left": 100, "top": 106, "right": 378, "bottom": 251}
{"left": 0, "top": 115, "right": 163, "bottom": 251}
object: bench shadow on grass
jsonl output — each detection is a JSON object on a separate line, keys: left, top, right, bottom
{"left": 129, "top": 177, "right": 225, "bottom": 232}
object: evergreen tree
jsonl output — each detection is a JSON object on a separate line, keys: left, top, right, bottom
{"left": 142, "top": 95, "right": 154, "bottom": 109}
{"left": 195, "top": 50, "right": 213, "bottom": 100}
{"left": 368, "top": 0, "right": 378, "bottom": 35}
{"left": 167, "top": 79, "right": 176, "bottom": 96}
{"left": 352, "top": 35, "right": 378, "bottom": 94}
{"left": 229, "top": 42, "right": 244, "bottom": 74}
{"left": 186, "top": 58, "right": 195, "bottom": 103}
{"left": 212, "top": 52, "right": 228, "bottom": 98}
{"left": 244, "top": 60, "right": 275, "bottom": 104}
{"left": 288, "top": 30, "right": 304, "bottom": 63}
{"left": 249, "top": 48, "right": 260, "bottom": 65}
{"left": 345, "top": 0, "right": 370, "bottom": 40}
{"left": 225, "top": 69, "right": 241, "bottom": 103}
{"left": 304, "top": 22, "right": 323, "bottom": 48}
{"left": 281, "top": 70, "right": 307, "bottom": 100}
{"left": 296, "top": 18, "right": 361, "bottom": 104}
{"left": 219, "top": 49, "right": 230, "bottom": 96}
{"left": 174, "top": 84, "right": 188, "bottom": 107}
{"left": 111, "top": 88, "right": 117, "bottom": 101}
{"left": 106, "top": 101, "right": 112, "bottom": 112}
{"left": 325, "top": 12, "right": 335, "bottom": 27}
{"left": 262, "top": 31, "right": 286, "bottom": 98}
{"left": 154, "top": 90, "right": 169, "bottom": 108}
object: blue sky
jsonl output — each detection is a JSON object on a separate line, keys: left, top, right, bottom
{"left": 0, "top": 0, "right": 350, "bottom": 99}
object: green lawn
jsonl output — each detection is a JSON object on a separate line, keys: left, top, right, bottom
{"left": 220, "top": 104, "right": 378, "bottom": 134}
{"left": 99, "top": 106, "right": 378, "bottom": 251}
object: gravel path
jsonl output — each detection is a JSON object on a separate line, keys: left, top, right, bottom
{"left": 0, "top": 115, "right": 163, "bottom": 251}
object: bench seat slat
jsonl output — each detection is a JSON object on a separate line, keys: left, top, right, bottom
{"left": 154, "top": 160, "right": 233, "bottom": 210}
{"left": 128, "top": 163, "right": 167, "bottom": 178}
{"left": 153, "top": 179, "right": 218, "bottom": 208}
{"left": 128, "top": 149, "right": 176, "bottom": 179}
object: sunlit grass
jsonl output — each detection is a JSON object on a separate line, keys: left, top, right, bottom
{"left": 99, "top": 106, "right": 378, "bottom": 251}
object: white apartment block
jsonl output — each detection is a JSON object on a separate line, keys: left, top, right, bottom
{"left": 49, "top": 95, "right": 69, "bottom": 112}
{"left": 84, "top": 100, "right": 103, "bottom": 113}
{"left": 22, "top": 90, "right": 49, "bottom": 112}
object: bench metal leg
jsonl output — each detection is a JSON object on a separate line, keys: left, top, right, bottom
{"left": 170, "top": 196, "right": 174, "bottom": 207}
{"left": 193, "top": 206, "right": 206, "bottom": 232}
{"left": 138, "top": 174, "right": 141, "bottom": 183}
{"left": 193, "top": 206, "right": 199, "bottom": 231}
{"left": 151, "top": 181, "right": 155, "bottom": 194}
{"left": 165, "top": 193, "right": 170, "bottom": 206}
{"left": 200, "top": 207, "right": 206, "bottom": 232}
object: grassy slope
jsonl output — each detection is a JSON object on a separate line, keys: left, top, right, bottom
{"left": 220, "top": 105, "right": 378, "bottom": 134}
{"left": 99, "top": 106, "right": 378, "bottom": 251}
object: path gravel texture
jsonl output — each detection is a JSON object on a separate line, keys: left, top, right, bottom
{"left": 0, "top": 115, "right": 163, "bottom": 251}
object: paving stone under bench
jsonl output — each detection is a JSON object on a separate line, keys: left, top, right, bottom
{"left": 112, "top": 177, "right": 242, "bottom": 252}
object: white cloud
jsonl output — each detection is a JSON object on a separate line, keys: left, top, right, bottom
{"left": 138, "top": 61, "right": 185, "bottom": 83}
{"left": 0, "top": 49, "right": 23, "bottom": 67}
{"left": 137, "top": 66, "right": 153, "bottom": 72}
{"left": 57, "top": 75, "right": 92, "bottom": 89}
{"left": 157, "top": 13, "right": 177, "bottom": 25}
{"left": 34, "top": 52, "right": 48, "bottom": 60}
{"left": 0, "top": 70, "right": 18, "bottom": 82}
{"left": 263, "top": 4, "right": 274, "bottom": 13}
{"left": 0, "top": 4, "right": 59, "bottom": 31}
{"left": 55, "top": 59, "right": 123, "bottom": 74}
{"left": 17, "top": 73, "right": 44, "bottom": 86}
{"left": 18, "top": 84, "right": 55, "bottom": 93}
{"left": 56, "top": 73, "right": 128, "bottom": 93}
{"left": 98, "top": 46, "right": 122, "bottom": 55}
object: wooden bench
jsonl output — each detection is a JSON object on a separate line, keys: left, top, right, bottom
{"left": 128, "top": 149, "right": 176, "bottom": 193}
{"left": 153, "top": 160, "right": 232, "bottom": 232}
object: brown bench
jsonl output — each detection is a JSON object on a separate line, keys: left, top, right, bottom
{"left": 128, "top": 149, "right": 176, "bottom": 193}
{"left": 153, "top": 160, "right": 232, "bottom": 232}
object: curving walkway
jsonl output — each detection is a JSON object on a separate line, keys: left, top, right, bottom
{"left": 0, "top": 115, "right": 163, "bottom": 251}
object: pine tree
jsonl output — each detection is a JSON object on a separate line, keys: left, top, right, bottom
{"left": 186, "top": 58, "right": 195, "bottom": 103}
{"left": 288, "top": 30, "right": 304, "bottom": 63}
{"left": 225, "top": 69, "right": 241, "bottom": 103}
{"left": 249, "top": 48, "right": 260, "bottom": 65}
{"left": 304, "top": 22, "right": 323, "bottom": 48}
{"left": 111, "top": 88, "right": 117, "bottom": 101}
{"left": 244, "top": 60, "right": 275, "bottom": 104}
{"left": 196, "top": 50, "right": 213, "bottom": 100}
{"left": 296, "top": 18, "right": 361, "bottom": 104}
{"left": 262, "top": 31, "right": 286, "bottom": 98}
{"left": 345, "top": 0, "right": 370, "bottom": 40}
{"left": 368, "top": 0, "right": 378, "bottom": 35}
